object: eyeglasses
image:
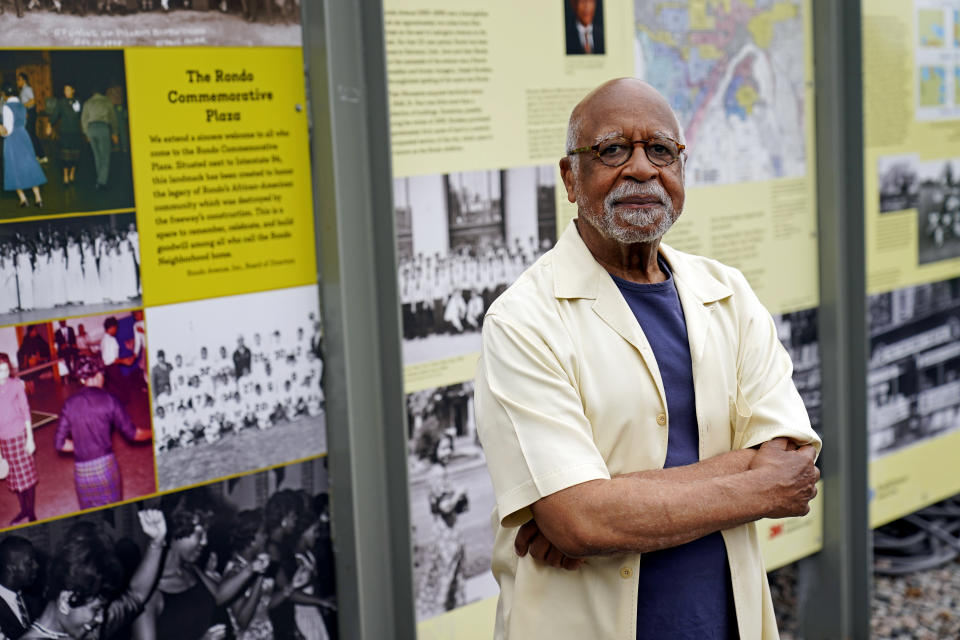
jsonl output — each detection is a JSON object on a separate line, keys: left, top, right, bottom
{"left": 567, "top": 135, "right": 685, "bottom": 168}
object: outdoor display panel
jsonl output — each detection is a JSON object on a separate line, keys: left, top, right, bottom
{"left": 862, "top": 0, "right": 960, "bottom": 528}
{"left": 385, "top": 1, "right": 824, "bottom": 638}
{"left": 0, "top": 5, "right": 337, "bottom": 640}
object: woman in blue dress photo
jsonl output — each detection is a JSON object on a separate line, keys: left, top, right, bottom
{"left": 1, "top": 83, "right": 46, "bottom": 208}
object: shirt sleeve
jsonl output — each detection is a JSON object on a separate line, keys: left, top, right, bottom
{"left": 475, "top": 313, "right": 610, "bottom": 528}
{"left": 731, "top": 271, "right": 822, "bottom": 455}
{"left": 54, "top": 401, "right": 71, "bottom": 451}
{"left": 20, "top": 86, "right": 34, "bottom": 103}
{"left": 111, "top": 393, "right": 138, "bottom": 441}
{"left": 14, "top": 382, "right": 30, "bottom": 426}
{"left": 1, "top": 106, "right": 12, "bottom": 136}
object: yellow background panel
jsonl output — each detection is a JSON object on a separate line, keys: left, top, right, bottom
{"left": 126, "top": 47, "right": 316, "bottom": 306}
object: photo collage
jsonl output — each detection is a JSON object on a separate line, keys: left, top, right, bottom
{"left": 0, "top": 12, "right": 336, "bottom": 640}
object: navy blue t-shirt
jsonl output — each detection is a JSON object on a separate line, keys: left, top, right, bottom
{"left": 611, "top": 262, "right": 737, "bottom": 640}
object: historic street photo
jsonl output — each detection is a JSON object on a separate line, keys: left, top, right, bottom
{"left": 0, "top": 212, "right": 141, "bottom": 328}
{"left": 773, "top": 307, "right": 821, "bottom": 435}
{"left": 867, "top": 277, "right": 960, "bottom": 458}
{"left": 405, "top": 381, "right": 498, "bottom": 621}
{"left": 916, "top": 157, "right": 960, "bottom": 264}
{"left": 0, "top": 310, "right": 155, "bottom": 529}
{"left": 395, "top": 165, "right": 557, "bottom": 366}
{"left": 878, "top": 154, "right": 919, "bottom": 213}
{"left": 0, "top": 455, "right": 337, "bottom": 640}
{"left": 147, "top": 284, "right": 326, "bottom": 491}
{"left": 1, "top": 50, "right": 134, "bottom": 219}
{"left": 0, "top": 1, "right": 302, "bottom": 47}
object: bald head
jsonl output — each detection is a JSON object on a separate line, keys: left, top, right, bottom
{"left": 566, "top": 78, "right": 684, "bottom": 161}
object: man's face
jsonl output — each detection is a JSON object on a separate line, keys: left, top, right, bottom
{"left": 573, "top": 0, "right": 596, "bottom": 26}
{"left": 64, "top": 85, "right": 75, "bottom": 99}
{"left": 561, "top": 82, "right": 685, "bottom": 245}
{"left": 16, "top": 76, "right": 24, "bottom": 89}
{"left": 106, "top": 326, "right": 117, "bottom": 336}
{"left": 10, "top": 548, "right": 37, "bottom": 586}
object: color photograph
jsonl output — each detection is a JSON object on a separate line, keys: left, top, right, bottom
{"left": 0, "top": 212, "right": 141, "bottom": 328}
{"left": 0, "top": 455, "right": 336, "bottom": 640}
{"left": 395, "top": 165, "right": 557, "bottom": 366}
{"left": 0, "top": 310, "right": 155, "bottom": 529}
{"left": 0, "top": 50, "right": 133, "bottom": 220}
{"left": 147, "top": 284, "right": 326, "bottom": 492}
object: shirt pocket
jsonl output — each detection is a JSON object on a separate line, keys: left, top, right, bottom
{"left": 729, "top": 385, "right": 753, "bottom": 450}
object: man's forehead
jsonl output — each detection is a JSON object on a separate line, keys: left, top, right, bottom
{"left": 576, "top": 80, "right": 679, "bottom": 138}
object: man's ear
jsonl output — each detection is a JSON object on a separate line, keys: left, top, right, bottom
{"left": 57, "top": 591, "right": 72, "bottom": 615}
{"left": 559, "top": 157, "right": 578, "bottom": 204}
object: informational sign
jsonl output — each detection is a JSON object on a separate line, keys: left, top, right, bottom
{"left": 862, "top": 0, "right": 960, "bottom": 527}
{"left": 386, "top": 1, "right": 823, "bottom": 636}
{"left": 0, "top": 6, "right": 334, "bottom": 639}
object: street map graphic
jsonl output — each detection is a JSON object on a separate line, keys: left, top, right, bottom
{"left": 634, "top": 0, "right": 808, "bottom": 187}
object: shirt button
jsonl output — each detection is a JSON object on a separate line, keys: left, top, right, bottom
{"left": 656, "top": 413, "right": 667, "bottom": 426}
{"left": 619, "top": 566, "right": 633, "bottom": 579}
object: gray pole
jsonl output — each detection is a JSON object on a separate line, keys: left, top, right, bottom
{"left": 803, "top": 0, "right": 871, "bottom": 637}
{"left": 302, "top": 1, "right": 416, "bottom": 638}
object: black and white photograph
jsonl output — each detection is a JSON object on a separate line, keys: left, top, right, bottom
{"left": 405, "top": 381, "right": 497, "bottom": 621}
{"left": 0, "top": 0, "right": 302, "bottom": 47}
{"left": 917, "top": 157, "right": 960, "bottom": 264}
{"left": 395, "top": 165, "right": 557, "bottom": 365}
{"left": 0, "top": 311, "right": 156, "bottom": 529}
{"left": 1, "top": 50, "right": 134, "bottom": 219}
{"left": 0, "top": 212, "right": 141, "bottom": 328}
{"left": 867, "top": 277, "right": 960, "bottom": 458}
{"left": 147, "top": 284, "right": 326, "bottom": 492}
{"left": 773, "top": 307, "right": 822, "bottom": 435}
{"left": 878, "top": 154, "right": 919, "bottom": 213}
{"left": 0, "top": 455, "right": 337, "bottom": 640}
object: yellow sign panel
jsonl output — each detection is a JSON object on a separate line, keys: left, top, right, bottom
{"left": 126, "top": 47, "right": 317, "bottom": 307}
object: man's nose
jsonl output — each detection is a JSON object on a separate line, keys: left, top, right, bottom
{"left": 620, "top": 143, "right": 660, "bottom": 182}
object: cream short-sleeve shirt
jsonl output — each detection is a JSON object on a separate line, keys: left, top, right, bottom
{"left": 475, "top": 221, "right": 821, "bottom": 640}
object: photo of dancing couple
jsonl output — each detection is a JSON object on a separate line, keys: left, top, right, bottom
{"left": 147, "top": 284, "right": 326, "bottom": 492}
{"left": 0, "top": 456, "right": 336, "bottom": 640}
{"left": 0, "top": 212, "right": 141, "bottom": 328}
{"left": 0, "top": 311, "right": 155, "bottom": 529}
{"left": 0, "top": 50, "right": 133, "bottom": 220}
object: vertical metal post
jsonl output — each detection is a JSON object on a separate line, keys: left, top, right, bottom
{"left": 301, "top": 2, "right": 416, "bottom": 639}
{"left": 803, "top": 0, "right": 872, "bottom": 637}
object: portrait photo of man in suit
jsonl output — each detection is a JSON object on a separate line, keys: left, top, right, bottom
{"left": 564, "top": 0, "right": 605, "bottom": 55}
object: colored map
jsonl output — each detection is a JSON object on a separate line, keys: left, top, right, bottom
{"left": 919, "top": 66, "right": 947, "bottom": 106}
{"left": 634, "top": 0, "right": 808, "bottom": 186}
{"left": 918, "top": 9, "right": 946, "bottom": 47}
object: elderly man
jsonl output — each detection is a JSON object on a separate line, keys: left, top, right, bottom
{"left": 474, "top": 78, "right": 821, "bottom": 639}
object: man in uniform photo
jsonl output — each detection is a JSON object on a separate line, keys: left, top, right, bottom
{"left": 475, "top": 78, "right": 821, "bottom": 639}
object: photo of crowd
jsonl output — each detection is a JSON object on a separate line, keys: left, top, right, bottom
{"left": 0, "top": 311, "right": 155, "bottom": 529}
{"left": 878, "top": 154, "right": 919, "bottom": 213}
{"left": 0, "top": 456, "right": 336, "bottom": 640}
{"left": 0, "top": 50, "right": 133, "bottom": 219}
{"left": 405, "top": 381, "right": 497, "bottom": 621}
{"left": 0, "top": 0, "right": 303, "bottom": 47}
{"left": 147, "top": 285, "right": 326, "bottom": 492}
{"left": 917, "top": 157, "right": 960, "bottom": 264}
{"left": 0, "top": 213, "right": 141, "bottom": 327}
{"left": 394, "top": 165, "right": 557, "bottom": 365}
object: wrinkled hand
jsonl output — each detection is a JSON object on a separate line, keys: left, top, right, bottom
{"left": 750, "top": 437, "right": 819, "bottom": 518}
{"left": 514, "top": 519, "right": 583, "bottom": 571}
{"left": 251, "top": 552, "right": 270, "bottom": 574}
{"left": 138, "top": 509, "right": 167, "bottom": 543}
{"left": 200, "top": 623, "right": 227, "bottom": 640}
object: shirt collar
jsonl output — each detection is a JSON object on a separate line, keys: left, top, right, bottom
{"left": 549, "top": 220, "right": 732, "bottom": 304}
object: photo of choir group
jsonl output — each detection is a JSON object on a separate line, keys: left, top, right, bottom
{"left": 0, "top": 50, "right": 133, "bottom": 219}
{"left": 404, "top": 381, "right": 496, "bottom": 621}
{"left": 147, "top": 285, "right": 326, "bottom": 491}
{"left": 0, "top": 213, "right": 141, "bottom": 327}
{"left": 0, "top": 456, "right": 336, "bottom": 640}
{"left": 394, "top": 165, "right": 558, "bottom": 365}
{"left": 0, "top": 310, "right": 155, "bottom": 529}
{"left": 916, "top": 157, "right": 960, "bottom": 264}
{"left": 0, "top": 0, "right": 303, "bottom": 48}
